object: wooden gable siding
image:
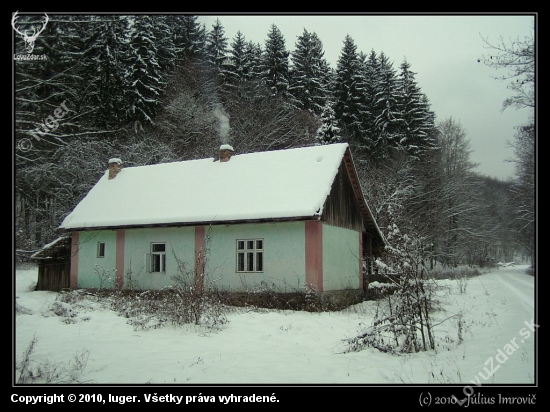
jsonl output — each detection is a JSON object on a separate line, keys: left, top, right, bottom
{"left": 321, "top": 161, "right": 364, "bottom": 232}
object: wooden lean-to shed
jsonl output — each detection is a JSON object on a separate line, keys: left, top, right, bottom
{"left": 31, "top": 234, "right": 72, "bottom": 291}
{"left": 58, "top": 143, "right": 385, "bottom": 301}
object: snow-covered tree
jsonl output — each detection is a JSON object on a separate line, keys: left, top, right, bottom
{"left": 223, "top": 31, "right": 251, "bottom": 90}
{"left": 205, "top": 18, "right": 229, "bottom": 72}
{"left": 165, "top": 15, "right": 205, "bottom": 63}
{"left": 123, "top": 15, "right": 166, "bottom": 126}
{"left": 244, "top": 41, "right": 263, "bottom": 81}
{"left": 396, "top": 60, "right": 437, "bottom": 157}
{"left": 223, "top": 80, "right": 316, "bottom": 153}
{"left": 371, "top": 52, "right": 403, "bottom": 158}
{"left": 333, "top": 35, "right": 366, "bottom": 144}
{"left": 346, "top": 217, "right": 437, "bottom": 354}
{"left": 289, "top": 29, "right": 331, "bottom": 115}
{"left": 152, "top": 15, "right": 179, "bottom": 74}
{"left": 434, "top": 118, "right": 479, "bottom": 266}
{"left": 316, "top": 101, "right": 341, "bottom": 144}
{"left": 509, "top": 123, "right": 535, "bottom": 266}
{"left": 479, "top": 27, "right": 535, "bottom": 267}
{"left": 260, "top": 24, "right": 290, "bottom": 96}
{"left": 80, "top": 15, "right": 128, "bottom": 128}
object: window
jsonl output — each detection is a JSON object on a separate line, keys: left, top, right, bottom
{"left": 237, "top": 239, "right": 263, "bottom": 272}
{"left": 147, "top": 243, "right": 166, "bottom": 273}
{"left": 97, "top": 242, "right": 105, "bottom": 258}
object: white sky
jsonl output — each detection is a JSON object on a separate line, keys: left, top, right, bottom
{"left": 14, "top": 263, "right": 535, "bottom": 386}
{"left": 197, "top": 13, "right": 535, "bottom": 181}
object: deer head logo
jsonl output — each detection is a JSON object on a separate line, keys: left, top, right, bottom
{"left": 12, "top": 11, "right": 49, "bottom": 54}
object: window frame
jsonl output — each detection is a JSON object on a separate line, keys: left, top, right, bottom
{"left": 236, "top": 238, "right": 264, "bottom": 273}
{"left": 97, "top": 241, "right": 106, "bottom": 258}
{"left": 148, "top": 242, "right": 166, "bottom": 273}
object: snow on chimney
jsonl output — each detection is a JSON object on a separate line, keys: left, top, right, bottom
{"left": 219, "top": 144, "right": 234, "bottom": 162}
{"left": 108, "top": 158, "right": 123, "bottom": 179}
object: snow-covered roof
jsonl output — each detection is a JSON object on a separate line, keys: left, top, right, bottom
{"left": 60, "top": 143, "right": 373, "bottom": 231}
{"left": 30, "top": 234, "right": 71, "bottom": 259}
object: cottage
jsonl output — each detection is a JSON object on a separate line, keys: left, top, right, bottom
{"left": 58, "top": 143, "right": 385, "bottom": 300}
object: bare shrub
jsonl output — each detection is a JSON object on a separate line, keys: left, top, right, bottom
{"left": 345, "top": 223, "right": 439, "bottom": 354}
{"left": 16, "top": 335, "right": 91, "bottom": 384}
{"left": 110, "top": 225, "right": 228, "bottom": 331}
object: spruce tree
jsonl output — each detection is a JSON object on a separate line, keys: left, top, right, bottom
{"left": 165, "top": 15, "right": 205, "bottom": 63}
{"left": 354, "top": 50, "right": 379, "bottom": 150}
{"left": 397, "top": 60, "right": 436, "bottom": 157}
{"left": 372, "top": 51, "right": 403, "bottom": 157}
{"left": 205, "top": 18, "right": 229, "bottom": 71}
{"left": 333, "top": 35, "right": 366, "bottom": 144}
{"left": 123, "top": 15, "right": 166, "bottom": 126}
{"left": 80, "top": 15, "right": 128, "bottom": 128}
{"left": 152, "top": 15, "right": 179, "bottom": 74}
{"left": 316, "top": 101, "right": 341, "bottom": 144}
{"left": 224, "top": 31, "right": 249, "bottom": 90}
{"left": 290, "top": 29, "right": 331, "bottom": 115}
{"left": 245, "top": 41, "right": 263, "bottom": 81}
{"left": 261, "top": 24, "right": 290, "bottom": 96}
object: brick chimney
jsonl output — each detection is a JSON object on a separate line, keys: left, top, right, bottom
{"left": 108, "top": 158, "right": 123, "bottom": 179}
{"left": 219, "top": 144, "right": 234, "bottom": 162}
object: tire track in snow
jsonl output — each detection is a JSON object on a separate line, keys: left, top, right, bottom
{"left": 496, "top": 272, "right": 534, "bottom": 312}
{"left": 501, "top": 272, "right": 533, "bottom": 288}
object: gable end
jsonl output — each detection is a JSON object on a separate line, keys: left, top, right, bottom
{"left": 321, "top": 161, "right": 364, "bottom": 232}
{"left": 321, "top": 148, "right": 385, "bottom": 251}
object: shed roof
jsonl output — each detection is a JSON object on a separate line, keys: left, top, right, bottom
{"left": 59, "top": 143, "right": 382, "bottom": 242}
{"left": 30, "top": 234, "right": 71, "bottom": 260}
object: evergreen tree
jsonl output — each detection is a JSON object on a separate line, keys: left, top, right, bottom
{"left": 316, "top": 100, "right": 341, "bottom": 144}
{"left": 80, "top": 15, "right": 128, "bottom": 128}
{"left": 152, "top": 15, "right": 179, "bottom": 74}
{"left": 289, "top": 29, "right": 331, "bottom": 115}
{"left": 165, "top": 15, "right": 205, "bottom": 63}
{"left": 123, "top": 15, "right": 166, "bottom": 126}
{"left": 261, "top": 24, "right": 290, "bottom": 96}
{"left": 397, "top": 60, "right": 437, "bottom": 157}
{"left": 371, "top": 51, "right": 403, "bottom": 157}
{"left": 205, "top": 18, "right": 229, "bottom": 70}
{"left": 359, "top": 50, "right": 380, "bottom": 150}
{"left": 333, "top": 35, "right": 366, "bottom": 144}
{"left": 245, "top": 41, "right": 263, "bottom": 81}
{"left": 223, "top": 31, "right": 249, "bottom": 90}
{"left": 15, "top": 14, "right": 73, "bottom": 147}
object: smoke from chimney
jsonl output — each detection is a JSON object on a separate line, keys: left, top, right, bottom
{"left": 213, "top": 105, "right": 230, "bottom": 144}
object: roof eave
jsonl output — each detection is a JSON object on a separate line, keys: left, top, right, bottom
{"left": 58, "top": 215, "right": 322, "bottom": 233}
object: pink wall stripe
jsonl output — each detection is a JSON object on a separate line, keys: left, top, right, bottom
{"left": 195, "top": 226, "right": 206, "bottom": 292}
{"left": 305, "top": 220, "right": 323, "bottom": 292}
{"left": 115, "top": 230, "right": 125, "bottom": 289}
{"left": 70, "top": 231, "right": 79, "bottom": 289}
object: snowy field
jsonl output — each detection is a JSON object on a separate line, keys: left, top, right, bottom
{"left": 14, "top": 264, "right": 536, "bottom": 386}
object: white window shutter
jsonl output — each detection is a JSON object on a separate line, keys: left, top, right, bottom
{"left": 145, "top": 253, "right": 152, "bottom": 273}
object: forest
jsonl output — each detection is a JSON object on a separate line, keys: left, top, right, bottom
{"left": 14, "top": 14, "right": 535, "bottom": 270}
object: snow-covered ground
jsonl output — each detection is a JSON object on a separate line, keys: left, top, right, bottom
{"left": 14, "top": 264, "right": 536, "bottom": 386}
